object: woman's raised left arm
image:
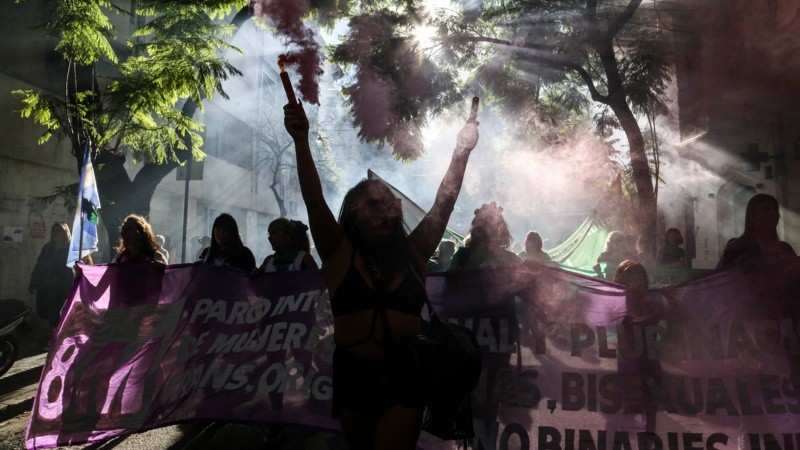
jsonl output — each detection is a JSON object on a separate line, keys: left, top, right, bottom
{"left": 408, "top": 120, "right": 479, "bottom": 265}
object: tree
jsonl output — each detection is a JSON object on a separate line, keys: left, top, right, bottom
{"left": 253, "top": 104, "right": 342, "bottom": 218}
{"left": 14, "top": 0, "right": 249, "bottom": 253}
{"left": 321, "top": 0, "right": 673, "bottom": 245}
{"left": 255, "top": 118, "right": 296, "bottom": 218}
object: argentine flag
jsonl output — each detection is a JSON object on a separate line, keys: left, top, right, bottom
{"left": 67, "top": 147, "right": 101, "bottom": 267}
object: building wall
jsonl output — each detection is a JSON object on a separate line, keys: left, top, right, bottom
{"left": 0, "top": 1, "right": 305, "bottom": 305}
{"left": 0, "top": 73, "right": 75, "bottom": 305}
{"left": 668, "top": 0, "right": 800, "bottom": 267}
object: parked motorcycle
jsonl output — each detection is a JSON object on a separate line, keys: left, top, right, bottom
{"left": 0, "top": 298, "right": 32, "bottom": 377}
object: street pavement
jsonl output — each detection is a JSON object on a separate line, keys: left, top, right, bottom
{"left": 0, "top": 319, "right": 344, "bottom": 450}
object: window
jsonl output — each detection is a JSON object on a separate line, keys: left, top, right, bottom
{"left": 260, "top": 68, "right": 279, "bottom": 102}
{"left": 202, "top": 105, "right": 254, "bottom": 170}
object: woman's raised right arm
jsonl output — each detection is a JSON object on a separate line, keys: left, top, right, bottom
{"left": 283, "top": 103, "right": 344, "bottom": 260}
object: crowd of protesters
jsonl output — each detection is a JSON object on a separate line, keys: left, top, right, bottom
{"left": 24, "top": 101, "right": 798, "bottom": 450}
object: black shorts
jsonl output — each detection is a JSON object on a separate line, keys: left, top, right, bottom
{"left": 331, "top": 347, "right": 423, "bottom": 418}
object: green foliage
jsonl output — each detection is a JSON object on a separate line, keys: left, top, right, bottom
{"left": 620, "top": 29, "right": 673, "bottom": 118}
{"left": 13, "top": 90, "right": 65, "bottom": 144}
{"left": 15, "top": 0, "right": 246, "bottom": 166}
{"left": 309, "top": 0, "right": 354, "bottom": 28}
{"left": 331, "top": 8, "right": 460, "bottom": 159}
{"left": 49, "top": 0, "right": 117, "bottom": 65}
{"left": 323, "top": 0, "right": 672, "bottom": 165}
{"left": 35, "top": 183, "right": 79, "bottom": 212}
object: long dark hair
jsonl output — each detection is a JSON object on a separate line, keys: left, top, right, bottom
{"left": 207, "top": 213, "right": 245, "bottom": 260}
{"left": 115, "top": 214, "right": 160, "bottom": 257}
{"left": 665, "top": 228, "right": 683, "bottom": 246}
{"left": 524, "top": 230, "right": 543, "bottom": 252}
{"left": 51, "top": 222, "right": 72, "bottom": 246}
{"left": 466, "top": 202, "right": 512, "bottom": 250}
{"left": 742, "top": 193, "right": 779, "bottom": 240}
{"left": 338, "top": 179, "right": 411, "bottom": 278}
{"left": 291, "top": 220, "right": 312, "bottom": 253}
{"left": 268, "top": 218, "right": 312, "bottom": 253}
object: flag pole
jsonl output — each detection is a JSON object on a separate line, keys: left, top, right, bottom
{"left": 78, "top": 146, "right": 87, "bottom": 264}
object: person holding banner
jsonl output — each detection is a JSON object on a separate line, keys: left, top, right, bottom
{"left": 284, "top": 101, "right": 479, "bottom": 450}
{"left": 716, "top": 194, "right": 800, "bottom": 388}
{"left": 199, "top": 213, "right": 256, "bottom": 272}
{"left": 256, "top": 217, "right": 318, "bottom": 414}
{"left": 448, "top": 202, "right": 521, "bottom": 447}
{"left": 111, "top": 215, "right": 167, "bottom": 265}
{"left": 613, "top": 260, "right": 668, "bottom": 432}
{"left": 450, "top": 202, "right": 521, "bottom": 271}
{"left": 517, "top": 230, "right": 553, "bottom": 265}
{"left": 256, "top": 218, "right": 317, "bottom": 273}
{"left": 594, "top": 230, "right": 632, "bottom": 280}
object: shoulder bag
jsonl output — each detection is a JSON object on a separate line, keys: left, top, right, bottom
{"left": 375, "top": 273, "right": 482, "bottom": 444}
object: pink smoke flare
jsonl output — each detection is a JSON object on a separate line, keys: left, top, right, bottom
{"left": 252, "top": 0, "right": 324, "bottom": 104}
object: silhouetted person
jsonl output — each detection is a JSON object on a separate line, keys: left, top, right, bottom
{"left": 517, "top": 230, "right": 552, "bottom": 265}
{"left": 450, "top": 202, "right": 521, "bottom": 270}
{"left": 614, "top": 260, "right": 664, "bottom": 432}
{"left": 717, "top": 193, "right": 796, "bottom": 268}
{"left": 199, "top": 213, "right": 256, "bottom": 272}
{"left": 594, "top": 230, "right": 631, "bottom": 280}
{"left": 449, "top": 202, "right": 521, "bottom": 449}
{"left": 29, "top": 222, "right": 74, "bottom": 328}
{"left": 716, "top": 194, "right": 799, "bottom": 386}
{"left": 254, "top": 217, "right": 318, "bottom": 440}
{"left": 426, "top": 239, "right": 456, "bottom": 274}
{"left": 656, "top": 228, "right": 686, "bottom": 268}
{"left": 111, "top": 215, "right": 167, "bottom": 265}
{"left": 155, "top": 234, "right": 170, "bottom": 264}
{"left": 256, "top": 218, "right": 317, "bottom": 273}
{"left": 634, "top": 234, "right": 654, "bottom": 267}
{"left": 284, "top": 100, "right": 479, "bottom": 450}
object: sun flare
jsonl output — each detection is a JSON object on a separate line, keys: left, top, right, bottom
{"left": 412, "top": 24, "right": 438, "bottom": 48}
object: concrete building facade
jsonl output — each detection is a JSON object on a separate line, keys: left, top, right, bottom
{"left": 660, "top": 0, "right": 800, "bottom": 268}
{"left": 0, "top": 1, "right": 315, "bottom": 306}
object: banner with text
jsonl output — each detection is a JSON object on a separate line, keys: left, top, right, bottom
{"left": 26, "top": 260, "right": 800, "bottom": 449}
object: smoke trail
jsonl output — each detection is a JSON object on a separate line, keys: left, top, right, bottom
{"left": 252, "top": 0, "right": 324, "bottom": 104}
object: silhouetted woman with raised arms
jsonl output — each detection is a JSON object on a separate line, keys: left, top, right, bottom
{"left": 284, "top": 102, "right": 479, "bottom": 450}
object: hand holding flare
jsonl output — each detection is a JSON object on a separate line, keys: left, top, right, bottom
{"left": 469, "top": 96, "right": 479, "bottom": 123}
{"left": 457, "top": 96, "right": 480, "bottom": 152}
{"left": 278, "top": 54, "right": 298, "bottom": 105}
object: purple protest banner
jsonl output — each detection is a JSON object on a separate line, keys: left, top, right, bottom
{"left": 26, "top": 263, "right": 333, "bottom": 449}
{"left": 26, "top": 259, "right": 800, "bottom": 449}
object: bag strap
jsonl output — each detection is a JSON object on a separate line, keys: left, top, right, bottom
{"left": 405, "top": 262, "right": 441, "bottom": 324}
{"left": 370, "top": 253, "right": 442, "bottom": 348}
{"left": 337, "top": 248, "right": 383, "bottom": 350}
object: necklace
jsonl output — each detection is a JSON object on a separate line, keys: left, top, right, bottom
{"left": 370, "top": 260, "right": 384, "bottom": 281}
{"left": 363, "top": 252, "right": 385, "bottom": 282}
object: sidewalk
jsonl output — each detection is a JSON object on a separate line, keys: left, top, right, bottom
{"left": 0, "top": 311, "right": 49, "bottom": 423}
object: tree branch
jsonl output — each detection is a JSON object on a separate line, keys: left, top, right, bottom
{"left": 440, "top": 34, "right": 558, "bottom": 53}
{"left": 607, "top": 0, "right": 643, "bottom": 39}
{"left": 566, "top": 63, "right": 609, "bottom": 103}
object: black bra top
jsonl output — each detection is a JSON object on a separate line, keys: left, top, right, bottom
{"left": 331, "top": 250, "right": 427, "bottom": 318}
